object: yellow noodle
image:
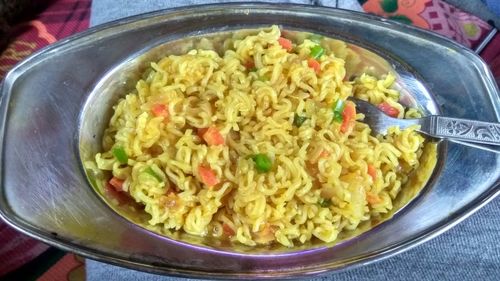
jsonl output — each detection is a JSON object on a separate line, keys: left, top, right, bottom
{"left": 93, "top": 25, "right": 430, "bottom": 247}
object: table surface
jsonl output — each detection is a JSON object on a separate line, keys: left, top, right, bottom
{"left": 86, "top": 1, "right": 500, "bottom": 280}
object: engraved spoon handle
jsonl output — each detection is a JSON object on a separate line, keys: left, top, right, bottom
{"left": 424, "top": 116, "right": 500, "bottom": 146}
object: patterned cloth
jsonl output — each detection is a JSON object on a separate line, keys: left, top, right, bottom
{"left": 0, "top": 0, "right": 91, "bottom": 77}
{"left": 0, "top": 0, "right": 498, "bottom": 280}
{"left": 361, "top": 0, "right": 493, "bottom": 49}
{"left": 0, "top": 1, "right": 90, "bottom": 279}
{"left": 0, "top": 223, "right": 49, "bottom": 276}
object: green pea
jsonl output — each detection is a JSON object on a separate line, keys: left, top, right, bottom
{"left": 252, "top": 153, "right": 272, "bottom": 173}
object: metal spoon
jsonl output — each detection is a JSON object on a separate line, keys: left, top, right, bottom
{"left": 349, "top": 97, "right": 500, "bottom": 153}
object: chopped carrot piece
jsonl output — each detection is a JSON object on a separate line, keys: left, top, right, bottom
{"left": 367, "top": 164, "right": 377, "bottom": 181}
{"left": 244, "top": 60, "right": 255, "bottom": 69}
{"left": 222, "top": 223, "right": 236, "bottom": 237}
{"left": 105, "top": 183, "right": 131, "bottom": 205}
{"left": 307, "top": 58, "right": 321, "bottom": 74}
{"left": 151, "top": 104, "right": 169, "bottom": 119}
{"left": 198, "top": 165, "right": 220, "bottom": 187}
{"left": 340, "top": 102, "right": 356, "bottom": 133}
{"left": 109, "top": 177, "right": 124, "bottom": 192}
{"left": 378, "top": 102, "right": 399, "bottom": 118}
{"left": 319, "top": 150, "right": 330, "bottom": 158}
{"left": 366, "top": 192, "right": 382, "bottom": 205}
{"left": 197, "top": 128, "right": 208, "bottom": 139}
{"left": 278, "top": 37, "right": 293, "bottom": 52}
{"left": 202, "top": 127, "right": 225, "bottom": 146}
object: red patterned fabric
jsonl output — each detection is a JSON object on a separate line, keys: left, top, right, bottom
{"left": 37, "top": 254, "right": 86, "bottom": 281}
{"left": 360, "top": 0, "right": 499, "bottom": 81}
{"left": 0, "top": 223, "right": 49, "bottom": 276}
{"left": 0, "top": 0, "right": 91, "bottom": 77}
{"left": 0, "top": 0, "right": 90, "bottom": 278}
{"left": 481, "top": 33, "right": 500, "bottom": 80}
{"left": 420, "top": 0, "right": 492, "bottom": 48}
{"left": 361, "top": 0, "right": 493, "bottom": 49}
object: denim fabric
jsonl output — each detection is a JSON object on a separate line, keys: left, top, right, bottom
{"left": 483, "top": 0, "right": 500, "bottom": 16}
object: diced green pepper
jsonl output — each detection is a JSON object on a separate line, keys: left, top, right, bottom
{"left": 257, "top": 75, "right": 269, "bottom": 82}
{"left": 249, "top": 67, "right": 258, "bottom": 72}
{"left": 293, "top": 114, "right": 307, "bottom": 127}
{"left": 309, "top": 34, "right": 324, "bottom": 44}
{"left": 112, "top": 146, "right": 128, "bottom": 164}
{"left": 332, "top": 99, "right": 345, "bottom": 123}
{"left": 144, "top": 166, "right": 163, "bottom": 182}
{"left": 319, "top": 199, "right": 332, "bottom": 208}
{"left": 252, "top": 153, "right": 272, "bottom": 173}
{"left": 310, "top": 45, "right": 325, "bottom": 59}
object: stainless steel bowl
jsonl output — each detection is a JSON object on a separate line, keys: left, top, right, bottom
{"left": 0, "top": 3, "right": 499, "bottom": 279}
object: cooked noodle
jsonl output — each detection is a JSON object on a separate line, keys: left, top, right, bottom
{"left": 92, "top": 26, "right": 429, "bottom": 247}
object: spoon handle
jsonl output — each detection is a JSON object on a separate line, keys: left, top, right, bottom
{"left": 425, "top": 116, "right": 500, "bottom": 146}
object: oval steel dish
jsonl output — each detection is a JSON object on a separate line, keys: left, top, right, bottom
{"left": 79, "top": 26, "right": 442, "bottom": 253}
{"left": 0, "top": 3, "right": 499, "bottom": 279}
